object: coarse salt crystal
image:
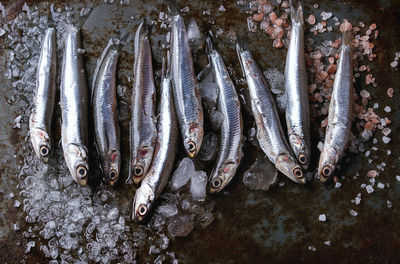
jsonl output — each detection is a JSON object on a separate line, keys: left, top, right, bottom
{"left": 396, "top": 175, "right": 400, "bottom": 181}
{"left": 279, "top": 182, "right": 285, "bottom": 187}
{"left": 373, "top": 103, "right": 379, "bottom": 109}
{"left": 387, "top": 200, "right": 392, "bottom": 208}
{"left": 308, "top": 246, "right": 317, "bottom": 251}
{"left": 390, "top": 61, "right": 398, "bottom": 68}
{"left": 384, "top": 106, "right": 391, "bottom": 112}
{"left": 319, "top": 214, "right": 327, "bottom": 222}
{"left": 350, "top": 209, "right": 358, "bottom": 216}
{"left": 324, "top": 241, "right": 331, "bottom": 246}
{"left": 335, "top": 182, "right": 342, "bottom": 188}
{"left": 387, "top": 149, "right": 391, "bottom": 155}
{"left": 361, "top": 183, "right": 366, "bottom": 188}
{"left": 382, "top": 136, "right": 391, "bottom": 144}
{"left": 366, "top": 185, "right": 374, "bottom": 193}
{"left": 377, "top": 182, "right": 385, "bottom": 189}
{"left": 218, "top": 5, "right": 226, "bottom": 12}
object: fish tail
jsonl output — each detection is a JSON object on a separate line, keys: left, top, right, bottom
{"left": 342, "top": 30, "right": 353, "bottom": 46}
{"left": 290, "top": 0, "right": 304, "bottom": 24}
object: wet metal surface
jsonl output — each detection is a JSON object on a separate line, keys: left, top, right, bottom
{"left": 1, "top": 0, "right": 400, "bottom": 263}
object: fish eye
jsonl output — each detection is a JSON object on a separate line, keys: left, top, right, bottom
{"left": 76, "top": 166, "right": 87, "bottom": 178}
{"left": 212, "top": 178, "right": 222, "bottom": 188}
{"left": 187, "top": 141, "right": 196, "bottom": 152}
{"left": 322, "top": 166, "right": 332, "bottom": 178}
{"left": 109, "top": 170, "right": 118, "bottom": 181}
{"left": 293, "top": 167, "right": 303, "bottom": 178}
{"left": 137, "top": 204, "right": 148, "bottom": 217}
{"left": 40, "top": 145, "right": 50, "bottom": 156}
{"left": 298, "top": 154, "right": 307, "bottom": 165}
{"left": 134, "top": 166, "right": 143, "bottom": 177}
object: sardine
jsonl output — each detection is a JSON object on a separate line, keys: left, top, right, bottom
{"left": 29, "top": 27, "right": 56, "bottom": 163}
{"left": 129, "top": 22, "right": 157, "bottom": 184}
{"left": 92, "top": 39, "right": 120, "bottom": 186}
{"left": 284, "top": 2, "right": 310, "bottom": 169}
{"left": 170, "top": 6, "right": 204, "bottom": 158}
{"left": 133, "top": 53, "right": 178, "bottom": 221}
{"left": 206, "top": 36, "right": 243, "bottom": 193}
{"left": 236, "top": 41, "right": 305, "bottom": 184}
{"left": 60, "top": 24, "right": 89, "bottom": 186}
{"left": 318, "top": 31, "right": 353, "bottom": 182}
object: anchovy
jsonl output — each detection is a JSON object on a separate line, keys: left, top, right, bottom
{"left": 133, "top": 54, "right": 178, "bottom": 221}
{"left": 318, "top": 31, "right": 353, "bottom": 182}
{"left": 92, "top": 39, "right": 120, "bottom": 186}
{"left": 170, "top": 6, "right": 204, "bottom": 158}
{"left": 284, "top": 2, "right": 310, "bottom": 169}
{"left": 236, "top": 42, "right": 305, "bottom": 184}
{"left": 206, "top": 36, "right": 243, "bottom": 193}
{"left": 60, "top": 24, "right": 89, "bottom": 186}
{"left": 129, "top": 22, "right": 157, "bottom": 184}
{"left": 29, "top": 27, "right": 56, "bottom": 163}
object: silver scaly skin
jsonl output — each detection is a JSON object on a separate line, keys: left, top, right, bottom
{"left": 206, "top": 36, "right": 243, "bottom": 193}
{"left": 29, "top": 28, "right": 56, "bottom": 163}
{"left": 236, "top": 42, "right": 305, "bottom": 184}
{"left": 129, "top": 22, "right": 157, "bottom": 184}
{"left": 318, "top": 31, "right": 353, "bottom": 182}
{"left": 92, "top": 39, "right": 120, "bottom": 186}
{"left": 170, "top": 8, "right": 204, "bottom": 158}
{"left": 284, "top": 2, "right": 310, "bottom": 169}
{"left": 60, "top": 24, "right": 89, "bottom": 187}
{"left": 133, "top": 54, "right": 178, "bottom": 222}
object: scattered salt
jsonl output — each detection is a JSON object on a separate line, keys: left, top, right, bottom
{"left": 335, "top": 182, "right": 341, "bottom": 189}
{"left": 308, "top": 245, "right": 317, "bottom": 252}
{"left": 324, "top": 241, "right": 331, "bottom": 246}
{"left": 396, "top": 175, "right": 400, "bottom": 181}
{"left": 390, "top": 60, "right": 398, "bottom": 68}
{"left": 377, "top": 182, "right": 385, "bottom": 189}
{"left": 382, "top": 136, "right": 391, "bottom": 144}
{"left": 350, "top": 209, "right": 358, "bottom": 216}
{"left": 319, "top": 214, "right": 327, "bottom": 222}
{"left": 384, "top": 106, "right": 391, "bottom": 112}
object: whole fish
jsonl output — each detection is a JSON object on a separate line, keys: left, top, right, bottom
{"left": 206, "top": 36, "right": 243, "bottom": 193}
{"left": 318, "top": 31, "right": 353, "bottom": 182}
{"left": 236, "top": 42, "right": 305, "bottom": 184}
{"left": 29, "top": 27, "right": 56, "bottom": 163}
{"left": 129, "top": 22, "right": 157, "bottom": 184}
{"left": 60, "top": 24, "right": 89, "bottom": 186}
{"left": 284, "top": 2, "right": 310, "bottom": 169}
{"left": 170, "top": 6, "right": 204, "bottom": 158}
{"left": 133, "top": 54, "right": 178, "bottom": 221}
{"left": 92, "top": 39, "right": 120, "bottom": 186}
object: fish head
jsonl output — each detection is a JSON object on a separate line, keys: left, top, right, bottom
{"left": 132, "top": 146, "right": 153, "bottom": 184}
{"left": 318, "top": 145, "right": 339, "bottom": 183}
{"left": 132, "top": 183, "right": 154, "bottom": 222}
{"left": 288, "top": 133, "right": 310, "bottom": 169}
{"left": 102, "top": 149, "right": 120, "bottom": 186}
{"left": 64, "top": 143, "right": 89, "bottom": 186}
{"left": 275, "top": 153, "right": 305, "bottom": 184}
{"left": 30, "top": 127, "right": 51, "bottom": 163}
{"left": 184, "top": 123, "right": 204, "bottom": 158}
{"left": 209, "top": 161, "right": 237, "bottom": 193}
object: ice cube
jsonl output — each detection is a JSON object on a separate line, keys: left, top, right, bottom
{"left": 190, "top": 171, "right": 207, "bottom": 201}
{"left": 198, "top": 82, "right": 218, "bottom": 110}
{"left": 242, "top": 157, "right": 278, "bottom": 191}
{"left": 171, "top": 158, "right": 195, "bottom": 191}
{"left": 209, "top": 109, "right": 225, "bottom": 130}
{"left": 167, "top": 215, "right": 194, "bottom": 237}
{"left": 25, "top": 241, "right": 35, "bottom": 253}
{"left": 196, "top": 132, "right": 218, "bottom": 161}
{"left": 107, "top": 208, "right": 119, "bottom": 221}
{"left": 155, "top": 203, "right": 178, "bottom": 218}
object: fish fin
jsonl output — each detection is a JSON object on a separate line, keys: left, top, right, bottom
{"left": 290, "top": 0, "right": 304, "bottom": 25}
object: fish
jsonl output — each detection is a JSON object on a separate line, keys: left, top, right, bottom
{"left": 284, "top": 2, "right": 310, "bottom": 169}
{"left": 129, "top": 22, "right": 157, "bottom": 184}
{"left": 92, "top": 38, "right": 121, "bottom": 186}
{"left": 169, "top": 5, "right": 204, "bottom": 158}
{"left": 206, "top": 35, "right": 243, "bottom": 193}
{"left": 29, "top": 27, "right": 56, "bottom": 163}
{"left": 60, "top": 24, "right": 89, "bottom": 187}
{"left": 318, "top": 30, "right": 353, "bottom": 182}
{"left": 133, "top": 53, "right": 178, "bottom": 222}
{"left": 236, "top": 41, "right": 305, "bottom": 184}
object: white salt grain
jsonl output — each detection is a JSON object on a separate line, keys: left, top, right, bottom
{"left": 377, "top": 182, "right": 385, "bottom": 189}
{"left": 384, "top": 106, "right": 391, "bottom": 112}
{"left": 382, "top": 136, "right": 391, "bottom": 144}
{"left": 350, "top": 209, "right": 358, "bottom": 216}
{"left": 387, "top": 200, "right": 392, "bottom": 208}
{"left": 319, "top": 214, "right": 327, "bottom": 222}
{"left": 366, "top": 185, "right": 374, "bottom": 194}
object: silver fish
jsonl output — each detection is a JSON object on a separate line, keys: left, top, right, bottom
{"left": 206, "top": 36, "right": 243, "bottom": 193}
{"left": 133, "top": 54, "right": 178, "bottom": 221}
{"left": 284, "top": 3, "right": 310, "bottom": 169}
{"left": 170, "top": 7, "right": 204, "bottom": 158}
{"left": 129, "top": 22, "right": 157, "bottom": 184}
{"left": 29, "top": 27, "right": 56, "bottom": 163}
{"left": 318, "top": 31, "right": 353, "bottom": 182}
{"left": 236, "top": 42, "right": 305, "bottom": 184}
{"left": 92, "top": 39, "right": 120, "bottom": 186}
{"left": 60, "top": 24, "right": 89, "bottom": 186}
